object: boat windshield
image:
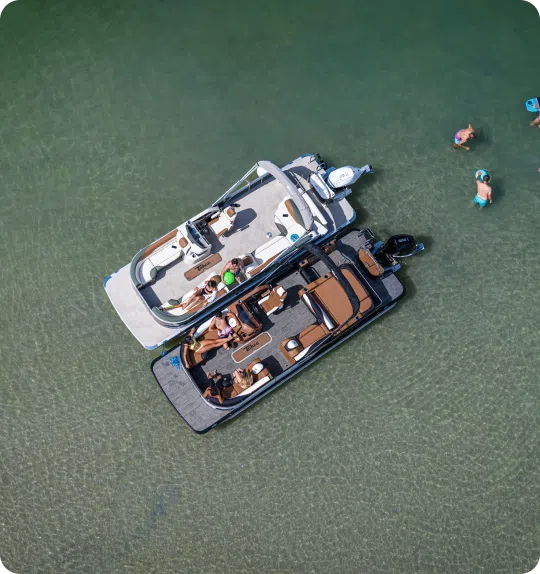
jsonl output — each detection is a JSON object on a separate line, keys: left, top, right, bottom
{"left": 186, "top": 223, "right": 206, "bottom": 249}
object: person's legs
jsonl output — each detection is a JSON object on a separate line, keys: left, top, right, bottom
{"left": 200, "top": 336, "right": 232, "bottom": 353}
{"left": 181, "top": 294, "right": 203, "bottom": 309}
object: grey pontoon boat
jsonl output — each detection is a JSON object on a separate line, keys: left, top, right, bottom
{"left": 152, "top": 227, "right": 424, "bottom": 433}
{"left": 104, "top": 154, "right": 373, "bottom": 349}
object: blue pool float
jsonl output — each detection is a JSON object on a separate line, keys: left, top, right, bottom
{"left": 526, "top": 97, "right": 540, "bottom": 112}
{"left": 475, "top": 169, "right": 490, "bottom": 182}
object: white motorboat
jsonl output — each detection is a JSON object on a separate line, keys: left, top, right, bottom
{"left": 104, "top": 154, "right": 373, "bottom": 349}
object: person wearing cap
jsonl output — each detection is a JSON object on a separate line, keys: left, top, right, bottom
{"left": 202, "top": 370, "right": 227, "bottom": 404}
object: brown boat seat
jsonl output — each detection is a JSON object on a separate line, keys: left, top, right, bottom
{"left": 280, "top": 323, "right": 328, "bottom": 365}
{"left": 358, "top": 248, "right": 385, "bottom": 277}
{"left": 182, "top": 310, "right": 242, "bottom": 367}
{"left": 227, "top": 303, "right": 262, "bottom": 342}
{"left": 341, "top": 268, "right": 374, "bottom": 316}
{"left": 223, "top": 357, "right": 274, "bottom": 399}
{"left": 257, "top": 285, "right": 287, "bottom": 315}
{"left": 300, "top": 275, "right": 353, "bottom": 326}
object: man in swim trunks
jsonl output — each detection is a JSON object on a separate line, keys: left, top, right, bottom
{"left": 208, "top": 311, "right": 240, "bottom": 349}
{"left": 473, "top": 171, "right": 492, "bottom": 207}
{"left": 222, "top": 258, "right": 244, "bottom": 281}
{"left": 452, "top": 124, "right": 476, "bottom": 150}
{"left": 528, "top": 98, "right": 540, "bottom": 128}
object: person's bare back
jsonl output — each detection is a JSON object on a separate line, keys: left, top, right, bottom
{"left": 475, "top": 179, "right": 492, "bottom": 202}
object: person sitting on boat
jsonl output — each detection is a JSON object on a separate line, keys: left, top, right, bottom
{"left": 180, "top": 280, "right": 218, "bottom": 310}
{"left": 202, "top": 370, "right": 226, "bottom": 404}
{"left": 221, "top": 258, "right": 245, "bottom": 282}
{"left": 473, "top": 170, "right": 493, "bottom": 207}
{"left": 230, "top": 368, "right": 254, "bottom": 397}
{"left": 208, "top": 311, "right": 240, "bottom": 350}
{"left": 452, "top": 124, "right": 476, "bottom": 151}
{"left": 184, "top": 333, "right": 233, "bottom": 355}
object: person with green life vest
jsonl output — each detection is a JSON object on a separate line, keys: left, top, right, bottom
{"left": 221, "top": 258, "right": 245, "bottom": 284}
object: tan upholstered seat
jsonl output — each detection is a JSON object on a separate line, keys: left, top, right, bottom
{"left": 280, "top": 323, "right": 328, "bottom": 365}
{"left": 358, "top": 248, "right": 384, "bottom": 277}
{"left": 300, "top": 275, "right": 353, "bottom": 326}
{"left": 258, "top": 286, "right": 286, "bottom": 315}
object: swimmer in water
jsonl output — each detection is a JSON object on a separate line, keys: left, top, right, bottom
{"left": 452, "top": 124, "right": 476, "bottom": 150}
{"left": 473, "top": 171, "right": 492, "bottom": 208}
{"left": 529, "top": 99, "right": 540, "bottom": 128}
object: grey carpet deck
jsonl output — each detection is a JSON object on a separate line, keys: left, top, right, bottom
{"left": 191, "top": 270, "right": 315, "bottom": 390}
{"left": 152, "top": 353, "right": 229, "bottom": 433}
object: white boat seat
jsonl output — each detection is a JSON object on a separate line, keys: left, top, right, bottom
{"left": 244, "top": 235, "right": 291, "bottom": 278}
{"left": 137, "top": 241, "right": 185, "bottom": 286}
{"left": 208, "top": 207, "right": 237, "bottom": 237}
{"left": 161, "top": 271, "right": 228, "bottom": 316}
{"left": 236, "top": 375, "right": 271, "bottom": 397}
{"left": 301, "top": 192, "right": 328, "bottom": 237}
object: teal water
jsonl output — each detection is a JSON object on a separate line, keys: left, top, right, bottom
{"left": 1, "top": 1, "right": 539, "bottom": 573}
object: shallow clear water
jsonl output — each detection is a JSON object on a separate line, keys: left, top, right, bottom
{"left": 1, "top": 1, "right": 539, "bottom": 573}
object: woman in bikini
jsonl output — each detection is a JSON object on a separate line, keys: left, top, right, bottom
{"left": 208, "top": 311, "right": 240, "bottom": 349}
{"left": 233, "top": 368, "right": 253, "bottom": 390}
{"left": 452, "top": 124, "right": 476, "bottom": 151}
{"left": 180, "top": 280, "right": 218, "bottom": 310}
{"left": 184, "top": 333, "right": 233, "bottom": 355}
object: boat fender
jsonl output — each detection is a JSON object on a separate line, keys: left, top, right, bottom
{"left": 475, "top": 169, "right": 490, "bottom": 182}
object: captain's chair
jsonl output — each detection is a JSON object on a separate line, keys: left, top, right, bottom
{"left": 208, "top": 207, "right": 237, "bottom": 237}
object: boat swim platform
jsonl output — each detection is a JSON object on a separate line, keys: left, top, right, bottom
{"left": 104, "top": 265, "right": 181, "bottom": 350}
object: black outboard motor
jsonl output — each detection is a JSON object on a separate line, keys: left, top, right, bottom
{"left": 381, "top": 235, "right": 421, "bottom": 258}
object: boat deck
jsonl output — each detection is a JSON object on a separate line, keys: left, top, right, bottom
{"left": 140, "top": 177, "right": 285, "bottom": 308}
{"left": 105, "top": 154, "right": 357, "bottom": 350}
{"left": 104, "top": 265, "right": 182, "bottom": 350}
{"left": 140, "top": 154, "right": 355, "bottom": 308}
{"left": 151, "top": 229, "right": 404, "bottom": 432}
